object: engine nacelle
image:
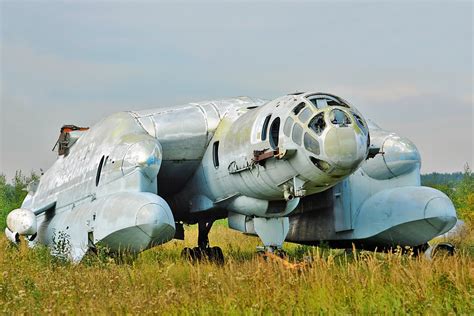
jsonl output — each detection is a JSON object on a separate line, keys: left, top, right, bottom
{"left": 6, "top": 208, "right": 37, "bottom": 236}
{"left": 362, "top": 125, "right": 420, "bottom": 180}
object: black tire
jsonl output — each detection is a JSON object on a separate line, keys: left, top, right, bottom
{"left": 181, "top": 247, "right": 195, "bottom": 260}
{"left": 274, "top": 249, "right": 287, "bottom": 259}
{"left": 192, "top": 247, "right": 204, "bottom": 261}
{"left": 182, "top": 246, "right": 225, "bottom": 264}
{"left": 208, "top": 246, "right": 224, "bottom": 265}
{"left": 432, "top": 243, "right": 455, "bottom": 257}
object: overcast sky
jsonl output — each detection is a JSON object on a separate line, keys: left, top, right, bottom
{"left": 0, "top": 1, "right": 472, "bottom": 180}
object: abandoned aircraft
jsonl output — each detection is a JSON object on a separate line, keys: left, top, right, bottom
{"left": 5, "top": 92, "right": 458, "bottom": 262}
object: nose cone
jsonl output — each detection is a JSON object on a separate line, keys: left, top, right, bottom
{"left": 135, "top": 200, "right": 176, "bottom": 245}
{"left": 324, "top": 127, "right": 367, "bottom": 169}
{"left": 362, "top": 133, "right": 421, "bottom": 180}
{"left": 6, "top": 208, "right": 37, "bottom": 236}
{"left": 424, "top": 196, "right": 458, "bottom": 235}
{"left": 383, "top": 135, "right": 421, "bottom": 177}
{"left": 122, "top": 139, "right": 162, "bottom": 179}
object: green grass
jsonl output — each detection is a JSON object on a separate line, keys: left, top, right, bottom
{"left": 1, "top": 224, "right": 473, "bottom": 314}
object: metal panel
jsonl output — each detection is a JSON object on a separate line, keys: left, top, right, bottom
{"left": 153, "top": 106, "right": 208, "bottom": 160}
{"left": 333, "top": 180, "right": 352, "bottom": 232}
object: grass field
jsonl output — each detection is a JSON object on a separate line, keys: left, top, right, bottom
{"left": 1, "top": 221, "right": 473, "bottom": 314}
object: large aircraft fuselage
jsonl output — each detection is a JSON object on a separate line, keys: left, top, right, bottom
{"left": 6, "top": 92, "right": 457, "bottom": 261}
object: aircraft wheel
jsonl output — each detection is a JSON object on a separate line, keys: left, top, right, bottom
{"left": 274, "top": 249, "right": 287, "bottom": 259}
{"left": 424, "top": 242, "right": 456, "bottom": 260}
{"left": 181, "top": 247, "right": 224, "bottom": 264}
{"left": 432, "top": 243, "right": 456, "bottom": 257}
{"left": 181, "top": 247, "right": 196, "bottom": 261}
{"left": 207, "top": 246, "right": 224, "bottom": 265}
{"left": 192, "top": 247, "right": 205, "bottom": 261}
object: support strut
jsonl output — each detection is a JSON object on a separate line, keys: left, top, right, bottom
{"left": 181, "top": 219, "right": 224, "bottom": 264}
{"left": 198, "top": 220, "right": 214, "bottom": 249}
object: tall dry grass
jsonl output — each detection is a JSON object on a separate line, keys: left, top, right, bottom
{"left": 1, "top": 223, "right": 473, "bottom": 314}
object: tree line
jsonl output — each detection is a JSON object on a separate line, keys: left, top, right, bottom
{"left": 422, "top": 165, "right": 473, "bottom": 224}
{"left": 0, "top": 171, "right": 39, "bottom": 230}
{"left": 421, "top": 172, "right": 464, "bottom": 187}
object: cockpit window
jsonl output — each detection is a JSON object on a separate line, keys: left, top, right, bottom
{"left": 304, "top": 133, "right": 320, "bottom": 155}
{"left": 327, "top": 99, "right": 345, "bottom": 107}
{"left": 308, "top": 113, "right": 326, "bottom": 135}
{"left": 308, "top": 96, "right": 350, "bottom": 109}
{"left": 292, "top": 102, "right": 306, "bottom": 115}
{"left": 283, "top": 116, "right": 293, "bottom": 137}
{"left": 329, "top": 109, "right": 351, "bottom": 126}
{"left": 292, "top": 123, "right": 303, "bottom": 146}
{"left": 309, "top": 98, "right": 328, "bottom": 109}
{"left": 269, "top": 117, "right": 280, "bottom": 149}
{"left": 261, "top": 115, "right": 272, "bottom": 141}
{"left": 298, "top": 107, "right": 312, "bottom": 123}
{"left": 353, "top": 113, "right": 367, "bottom": 132}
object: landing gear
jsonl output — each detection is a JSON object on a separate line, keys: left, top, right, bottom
{"left": 181, "top": 246, "right": 224, "bottom": 264}
{"left": 424, "top": 242, "right": 456, "bottom": 259}
{"left": 257, "top": 247, "right": 287, "bottom": 259}
{"left": 181, "top": 219, "right": 224, "bottom": 264}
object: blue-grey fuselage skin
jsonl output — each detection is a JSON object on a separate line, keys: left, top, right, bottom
{"left": 16, "top": 92, "right": 456, "bottom": 260}
{"left": 285, "top": 121, "right": 457, "bottom": 249}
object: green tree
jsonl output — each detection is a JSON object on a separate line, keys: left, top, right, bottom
{"left": 0, "top": 170, "right": 39, "bottom": 230}
{"left": 422, "top": 165, "right": 473, "bottom": 224}
{"left": 452, "top": 164, "right": 474, "bottom": 224}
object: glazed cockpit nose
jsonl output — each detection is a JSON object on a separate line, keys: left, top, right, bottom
{"left": 322, "top": 109, "right": 368, "bottom": 169}
{"left": 324, "top": 127, "right": 358, "bottom": 169}
{"left": 329, "top": 109, "right": 351, "bottom": 127}
{"left": 281, "top": 94, "right": 369, "bottom": 175}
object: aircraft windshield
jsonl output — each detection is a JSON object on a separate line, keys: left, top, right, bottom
{"left": 308, "top": 95, "right": 350, "bottom": 109}
{"left": 304, "top": 133, "right": 320, "bottom": 155}
{"left": 298, "top": 107, "right": 313, "bottom": 123}
{"left": 308, "top": 113, "right": 326, "bottom": 135}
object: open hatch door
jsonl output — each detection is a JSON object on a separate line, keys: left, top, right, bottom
{"left": 52, "top": 125, "right": 89, "bottom": 156}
